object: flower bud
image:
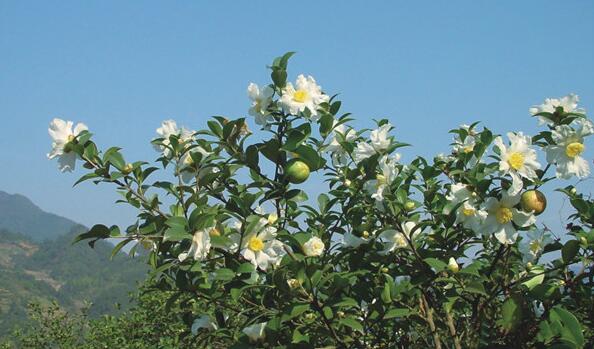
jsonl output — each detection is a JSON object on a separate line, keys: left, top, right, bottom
{"left": 336, "top": 311, "right": 345, "bottom": 318}
{"left": 448, "top": 257, "right": 459, "bottom": 273}
{"left": 304, "top": 313, "right": 315, "bottom": 320}
{"left": 526, "top": 262, "right": 533, "bottom": 270}
{"left": 381, "top": 267, "right": 389, "bottom": 273}
{"left": 122, "top": 163, "right": 134, "bottom": 175}
{"left": 303, "top": 237, "right": 325, "bottom": 257}
{"left": 362, "top": 231, "right": 370, "bottom": 239}
{"left": 344, "top": 179, "right": 352, "bottom": 187}
{"left": 580, "top": 236, "right": 588, "bottom": 246}
{"left": 570, "top": 187, "right": 577, "bottom": 195}
{"left": 404, "top": 201, "right": 415, "bottom": 211}
{"left": 209, "top": 227, "right": 221, "bottom": 237}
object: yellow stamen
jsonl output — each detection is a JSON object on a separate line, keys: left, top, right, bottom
{"left": 394, "top": 233, "right": 408, "bottom": 248}
{"left": 67, "top": 134, "right": 75, "bottom": 142}
{"left": 462, "top": 207, "right": 476, "bottom": 216}
{"left": 565, "top": 142, "right": 585, "bottom": 158}
{"left": 463, "top": 145, "right": 474, "bottom": 153}
{"left": 293, "top": 90, "right": 308, "bottom": 103}
{"left": 507, "top": 152, "right": 525, "bottom": 170}
{"left": 496, "top": 207, "right": 513, "bottom": 224}
{"left": 248, "top": 236, "right": 264, "bottom": 252}
{"left": 529, "top": 240, "right": 540, "bottom": 254}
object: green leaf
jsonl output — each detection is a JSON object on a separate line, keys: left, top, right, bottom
{"left": 271, "top": 69, "right": 287, "bottom": 88}
{"left": 561, "top": 240, "right": 580, "bottom": 264}
{"left": 381, "top": 282, "right": 392, "bottom": 304}
{"left": 384, "top": 308, "right": 411, "bottom": 319}
{"left": 214, "top": 268, "right": 235, "bottom": 281}
{"left": 497, "top": 297, "right": 522, "bottom": 332}
{"left": 465, "top": 281, "right": 487, "bottom": 296}
{"left": 72, "top": 224, "right": 111, "bottom": 246}
{"left": 236, "top": 263, "right": 255, "bottom": 274}
{"left": 424, "top": 258, "right": 447, "bottom": 272}
{"left": 549, "top": 306, "right": 584, "bottom": 347}
{"left": 339, "top": 317, "right": 363, "bottom": 332}
{"left": 163, "top": 226, "right": 191, "bottom": 242}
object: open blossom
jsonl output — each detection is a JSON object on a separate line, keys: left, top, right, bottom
{"left": 446, "top": 183, "right": 487, "bottom": 233}
{"left": 364, "top": 154, "right": 400, "bottom": 202}
{"left": 529, "top": 94, "right": 585, "bottom": 125}
{"left": 280, "top": 74, "right": 329, "bottom": 120}
{"left": 482, "top": 192, "right": 536, "bottom": 245}
{"left": 303, "top": 236, "right": 325, "bottom": 256}
{"left": 242, "top": 322, "right": 267, "bottom": 342}
{"left": 248, "top": 83, "right": 274, "bottom": 126}
{"left": 238, "top": 218, "right": 286, "bottom": 270}
{"left": 153, "top": 120, "right": 194, "bottom": 156}
{"left": 518, "top": 229, "right": 553, "bottom": 264}
{"left": 47, "top": 118, "right": 88, "bottom": 172}
{"left": 545, "top": 118, "right": 593, "bottom": 179}
{"left": 178, "top": 227, "right": 215, "bottom": 262}
{"left": 379, "top": 221, "right": 422, "bottom": 253}
{"left": 453, "top": 124, "right": 478, "bottom": 154}
{"left": 354, "top": 123, "right": 393, "bottom": 162}
{"left": 326, "top": 122, "right": 357, "bottom": 165}
{"left": 191, "top": 315, "right": 217, "bottom": 334}
{"left": 493, "top": 132, "right": 540, "bottom": 195}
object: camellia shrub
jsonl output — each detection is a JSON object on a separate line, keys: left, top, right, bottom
{"left": 47, "top": 53, "right": 593, "bottom": 348}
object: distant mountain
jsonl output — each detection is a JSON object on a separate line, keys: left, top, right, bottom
{"left": 0, "top": 191, "right": 148, "bottom": 337}
{"left": 0, "top": 190, "right": 78, "bottom": 241}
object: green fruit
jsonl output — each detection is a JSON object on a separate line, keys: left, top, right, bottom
{"left": 285, "top": 159, "right": 310, "bottom": 184}
{"left": 520, "top": 190, "right": 547, "bottom": 215}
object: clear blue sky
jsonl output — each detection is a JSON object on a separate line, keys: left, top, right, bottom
{"left": 1, "top": 1, "right": 593, "bottom": 233}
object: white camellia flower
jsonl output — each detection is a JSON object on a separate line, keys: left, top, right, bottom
{"left": 191, "top": 315, "right": 218, "bottom": 334}
{"left": 529, "top": 94, "right": 585, "bottom": 125}
{"left": 518, "top": 229, "right": 553, "bottom": 264}
{"left": 545, "top": 118, "right": 593, "bottom": 179}
{"left": 482, "top": 192, "right": 536, "bottom": 245}
{"left": 326, "top": 122, "right": 357, "bottom": 165}
{"left": 354, "top": 123, "right": 393, "bottom": 162}
{"left": 242, "top": 322, "right": 267, "bottom": 342}
{"left": 493, "top": 132, "right": 540, "bottom": 195}
{"left": 47, "top": 118, "right": 89, "bottom": 172}
{"left": 364, "top": 154, "right": 400, "bottom": 202}
{"left": 280, "top": 74, "right": 329, "bottom": 120}
{"left": 379, "top": 221, "right": 421, "bottom": 253}
{"left": 303, "top": 236, "right": 325, "bottom": 257}
{"left": 178, "top": 228, "right": 214, "bottom": 262}
{"left": 446, "top": 183, "right": 487, "bottom": 233}
{"left": 247, "top": 83, "right": 274, "bottom": 126}
{"left": 153, "top": 120, "right": 194, "bottom": 156}
{"left": 239, "top": 218, "right": 286, "bottom": 270}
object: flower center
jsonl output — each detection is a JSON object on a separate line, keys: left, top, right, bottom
{"left": 67, "top": 134, "right": 75, "bottom": 142}
{"left": 507, "top": 152, "right": 524, "bottom": 170}
{"left": 248, "top": 236, "right": 264, "bottom": 252}
{"left": 293, "top": 89, "right": 309, "bottom": 103}
{"left": 394, "top": 233, "right": 408, "bottom": 248}
{"left": 183, "top": 155, "right": 194, "bottom": 166}
{"left": 496, "top": 207, "right": 513, "bottom": 224}
{"left": 462, "top": 207, "right": 476, "bottom": 216}
{"left": 529, "top": 240, "right": 541, "bottom": 254}
{"left": 565, "top": 142, "right": 584, "bottom": 158}
{"left": 463, "top": 145, "right": 474, "bottom": 153}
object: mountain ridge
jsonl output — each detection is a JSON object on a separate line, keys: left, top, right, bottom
{"left": 0, "top": 190, "right": 79, "bottom": 242}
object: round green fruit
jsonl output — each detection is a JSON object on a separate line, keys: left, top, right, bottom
{"left": 520, "top": 190, "right": 547, "bottom": 215}
{"left": 285, "top": 159, "right": 310, "bottom": 184}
